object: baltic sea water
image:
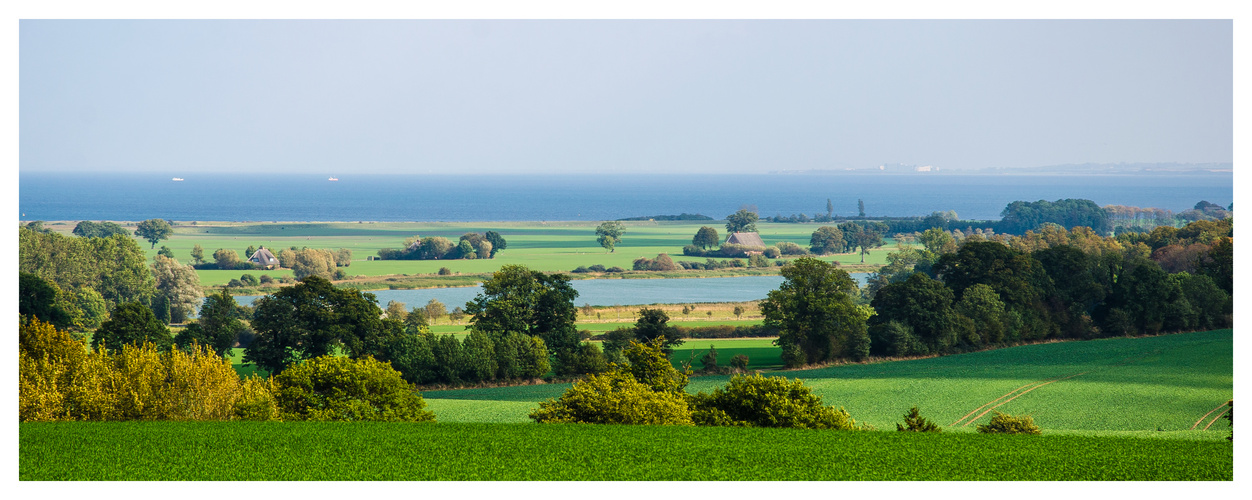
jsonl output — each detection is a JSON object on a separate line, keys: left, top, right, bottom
{"left": 19, "top": 172, "right": 1232, "bottom": 223}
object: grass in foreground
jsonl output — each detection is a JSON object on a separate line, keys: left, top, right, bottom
{"left": 20, "top": 421, "right": 1231, "bottom": 481}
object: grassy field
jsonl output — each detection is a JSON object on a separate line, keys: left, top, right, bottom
{"left": 19, "top": 421, "right": 1232, "bottom": 480}
{"left": 422, "top": 329, "right": 1234, "bottom": 436}
{"left": 40, "top": 220, "right": 895, "bottom": 287}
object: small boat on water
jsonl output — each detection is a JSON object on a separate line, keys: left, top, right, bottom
{"left": 172, "top": 177, "right": 184, "bottom": 181}
{"left": 328, "top": 177, "right": 339, "bottom": 181}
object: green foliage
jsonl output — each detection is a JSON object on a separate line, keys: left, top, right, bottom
{"left": 20, "top": 421, "right": 1234, "bottom": 480}
{"left": 134, "top": 218, "right": 173, "bottom": 248}
{"left": 632, "top": 308, "right": 684, "bottom": 353}
{"left": 72, "top": 220, "right": 129, "bottom": 239}
{"left": 809, "top": 225, "right": 846, "bottom": 255}
{"left": 595, "top": 221, "right": 625, "bottom": 252}
{"left": 977, "top": 412, "right": 1041, "bottom": 435}
{"left": 177, "top": 288, "right": 244, "bottom": 357}
{"left": 725, "top": 209, "right": 759, "bottom": 234}
{"left": 528, "top": 370, "right": 693, "bottom": 425}
{"left": 213, "top": 248, "right": 243, "bottom": 270}
{"left": 897, "top": 406, "right": 941, "bottom": 432}
{"left": 273, "top": 356, "right": 435, "bottom": 422}
{"left": 465, "top": 265, "right": 581, "bottom": 373}
{"left": 19, "top": 228, "right": 157, "bottom": 311}
{"left": 157, "top": 246, "right": 175, "bottom": 259}
{"left": 20, "top": 272, "right": 74, "bottom": 330}
{"left": 999, "top": 198, "right": 1111, "bottom": 235}
{"left": 622, "top": 338, "right": 690, "bottom": 394}
{"left": 484, "top": 230, "right": 507, "bottom": 257}
{"left": 245, "top": 276, "right": 395, "bottom": 374}
{"left": 190, "top": 244, "right": 205, "bottom": 265}
{"left": 761, "top": 257, "right": 870, "bottom": 366}
{"left": 728, "top": 354, "right": 749, "bottom": 371}
{"left": 92, "top": 302, "right": 173, "bottom": 352}
{"left": 693, "top": 226, "right": 720, "bottom": 249}
{"left": 869, "top": 273, "right": 960, "bottom": 356}
{"left": 690, "top": 374, "right": 860, "bottom": 430}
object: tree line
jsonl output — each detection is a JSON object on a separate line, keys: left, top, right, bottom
{"left": 376, "top": 231, "right": 506, "bottom": 260}
{"left": 767, "top": 217, "right": 1232, "bottom": 368}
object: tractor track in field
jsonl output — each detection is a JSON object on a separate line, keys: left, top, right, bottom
{"left": 1191, "top": 401, "right": 1232, "bottom": 431}
{"left": 950, "top": 349, "right": 1163, "bottom": 428}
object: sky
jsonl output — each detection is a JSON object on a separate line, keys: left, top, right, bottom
{"left": 18, "top": 19, "right": 1234, "bottom": 175}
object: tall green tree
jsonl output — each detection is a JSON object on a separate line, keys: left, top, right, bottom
{"left": 19, "top": 228, "right": 156, "bottom": 310}
{"left": 72, "top": 220, "right": 129, "bottom": 239}
{"left": 176, "top": 287, "right": 245, "bottom": 357}
{"left": 190, "top": 244, "right": 205, "bottom": 265}
{"left": 484, "top": 231, "right": 507, "bottom": 257}
{"left": 692, "top": 226, "right": 720, "bottom": 249}
{"left": 869, "top": 273, "right": 960, "bottom": 356}
{"left": 858, "top": 199, "right": 866, "bottom": 217}
{"left": 245, "top": 276, "right": 397, "bottom": 375}
{"left": 151, "top": 255, "right": 202, "bottom": 324}
{"left": 826, "top": 198, "right": 834, "bottom": 218}
{"left": 465, "top": 265, "right": 581, "bottom": 374}
{"left": 809, "top": 226, "right": 846, "bottom": 255}
{"left": 19, "top": 272, "right": 74, "bottom": 330}
{"left": 424, "top": 299, "right": 447, "bottom": 324}
{"left": 92, "top": 302, "right": 173, "bottom": 351}
{"left": 760, "top": 257, "right": 870, "bottom": 367}
{"left": 632, "top": 308, "right": 684, "bottom": 354}
{"left": 595, "top": 221, "right": 625, "bottom": 252}
{"left": 725, "top": 209, "right": 759, "bottom": 234}
{"left": 134, "top": 219, "right": 173, "bottom": 248}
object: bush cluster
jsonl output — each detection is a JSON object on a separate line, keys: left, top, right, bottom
{"left": 530, "top": 339, "right": 864, "bottom": 431}
{"left": 385, "top": 330, "right": 551, "bottom": 386}
{"left": 682, "top": 243, "right": 765, "bottom": 259}
{"left": 571, "top": 264, "right": 627, "bottom": 273}
{"left": 19, "top": 317, "right": 434, "bottom": 423}
{"left": 976, "top": 412, "right": 1041, "bottom": 434}
{"left": 677, "top": 258, "right": 746, "bottom": 270}
{"left": 632, "top": 253, "right": 678, "bottom": 271}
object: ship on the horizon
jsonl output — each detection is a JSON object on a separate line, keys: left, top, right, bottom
{"left": 172, "top": 177, "right": 184, "bottom": 181}
{"left": 328, "top": 177, "right": 339, "bottom": 181}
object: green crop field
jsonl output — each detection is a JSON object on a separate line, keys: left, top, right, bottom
{"left": 423, "top": 329, "right": 1234, "bottom": 437}
{"left": 19, "top": 421, "right": 1231, "bottom": 480}
{"left": 85, "top": 220, "right": 895, "bottom": 286}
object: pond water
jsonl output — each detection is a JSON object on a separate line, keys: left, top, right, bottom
{"left": 225, "top": 273, "right": 870, "bottom": 309}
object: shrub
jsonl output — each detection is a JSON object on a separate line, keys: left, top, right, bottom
{"left": 588, "top": 264, "right": 607, "bottom": 273}
{"left": 228, "top": 279, "right": 244, "bottom": 287}
{"left": 528, "top": 370, "right": 694, "bottom": 425}
{"left": 234, "top": 375, "right": 280, "bottom": 421}
{"left": 273, "top": 356, "right": 435, "bottom": 422}
{"left": 775, "top": 241, "right": 809, "bottom": 255}
{"left": 259, "top": 274, "right": 273, "bottom": 284}
{"left": 976, "top": 412, "right": 1041, "bottom": 435}
{"left": 623, "top": 338, "right": 689, "bottom": 393}
{"left": 690, "top": 373, "right": 860, "bottom": 430}
{"left": 763, "top": 247, "right": 781, "bottom": 259}
{"left": 606, "top": 266, "right": 625, "bottom": 273}
{"left": 438, "top": 267, "right": 452, "bottom": 276}
{"left": 572, "top": 266, "right": 590, "bottom": 273}
{"left": 729, "top": 354, "right": 749, "bottom": 371}
{"left": 896, "top": 406, "right": 941, "bottom": 432}
{"left": 557, "top": 343, "right": 610, "bottom": 376}
{"left": 748, "top": 254, "right": 770, "bottom": 268}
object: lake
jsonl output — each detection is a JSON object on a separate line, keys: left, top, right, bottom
{"left": 224, "top": 273, "right": 870, "bottom": 309}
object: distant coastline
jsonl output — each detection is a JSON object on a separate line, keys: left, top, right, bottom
{"left": 770, "top": 162, "right": 1233, "bottom": 175}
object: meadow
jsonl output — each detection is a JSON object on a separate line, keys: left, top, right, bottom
{"left": 422, "top": 329, "right": 1234, "bottom": 435}
{"left": 38, "top": 220, "right": 894, "bottom": 287}
{"left": 19, "top": 421, "right": 1231, "bottom": 480}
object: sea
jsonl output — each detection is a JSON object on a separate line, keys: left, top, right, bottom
{"left": 18, "top": 172, "right": 1233, "bottom": 223}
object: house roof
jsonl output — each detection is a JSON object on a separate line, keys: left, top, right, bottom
{"left": 725, "top": 232, "right": 766, "bottom": 247}
{"left": 250, "top": 246, "right": 278, "bottom": 266}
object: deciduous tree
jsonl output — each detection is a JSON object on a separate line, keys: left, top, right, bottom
{"left": 596, "top": 221, "right": 625, "bottom": 252}
{"left": 134, "top": 219, "right": 173, "bottom": 248}
{"left": 760, "top": 257, "right": 870, "bottom": 366}
{"left": 725, "top": 209, "right": 759, "bottom": 234}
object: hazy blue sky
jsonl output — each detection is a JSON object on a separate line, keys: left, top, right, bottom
{"left": 19, "top": 20, "right": 1232, "bottom": 175}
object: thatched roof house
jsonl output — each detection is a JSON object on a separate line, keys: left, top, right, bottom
{"left": 725, "top": 232, "right": 766, "bottom": 248}
{"left": 249, "top": 246, "right": 279, "bottom": 269}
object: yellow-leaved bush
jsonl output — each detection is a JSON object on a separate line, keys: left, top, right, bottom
{"left": 20, "top": 317, "right": 431, "bottom": 423}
